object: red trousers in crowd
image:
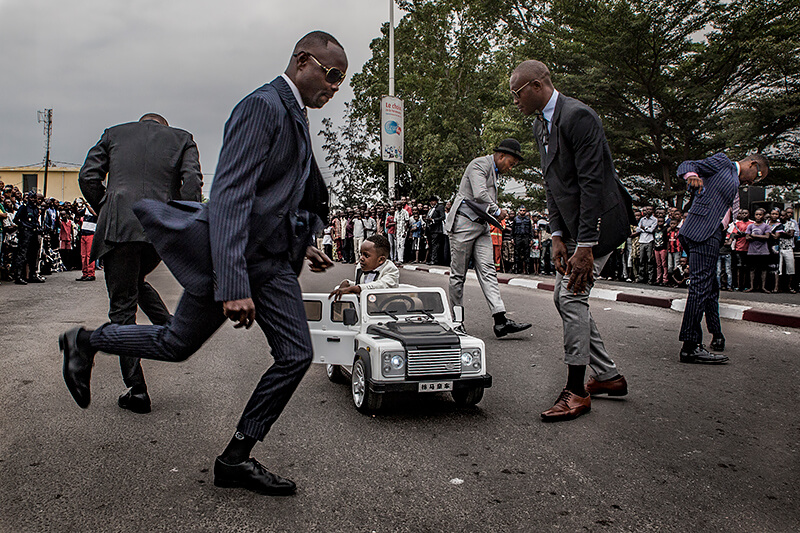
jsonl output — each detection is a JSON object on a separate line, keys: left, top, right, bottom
{"left": 80, "top": 235, "right": 95, "bottom": 277}
{"left": 655, "top": 248, "right": 668, "bottom": 284}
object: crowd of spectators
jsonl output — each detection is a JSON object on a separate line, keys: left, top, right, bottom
{"left": 322, "top": 196, "right": 799, "bottom": 295}
{"left": 0, "top": 180, "right": 98, "bottom": 285}
{"left": 615, "top": 204, "right": 799, "bottom": 293}
{"left": 4, "top": 180, "right": 797, "bottom": 296}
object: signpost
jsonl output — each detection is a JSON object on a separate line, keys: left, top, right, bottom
{"left": 380, "top": 95, "right": 404, "bottom": 164}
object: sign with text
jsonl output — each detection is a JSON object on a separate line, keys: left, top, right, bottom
{"left": 380, "top": 96, "right": 404, "bottom": 163}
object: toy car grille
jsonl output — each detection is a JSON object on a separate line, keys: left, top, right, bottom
{"left": 406, "top": 347, "right": 462, "bottom": 377}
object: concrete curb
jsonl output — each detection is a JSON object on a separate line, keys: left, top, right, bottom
{"left": 400, "top": 264, "right": 800, "bottom": 330}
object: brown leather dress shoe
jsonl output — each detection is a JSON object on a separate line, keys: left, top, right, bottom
{"left": 585, "top": 375, "right": 628, "bottom": 397}
{"left": 541, "top": 389, "right": 591, "bottom": 422}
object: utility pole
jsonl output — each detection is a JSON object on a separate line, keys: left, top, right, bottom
{"left": 388, "top": 0, "right": 396, "bottom": 200}
{"left": 37, "top": 108, "right": 52, "bottom": 196}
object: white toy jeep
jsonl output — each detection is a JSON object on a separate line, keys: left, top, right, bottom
{"left": 303, "top": 286, "right": 491, "bottom": 414}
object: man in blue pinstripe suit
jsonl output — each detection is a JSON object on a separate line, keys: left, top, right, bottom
{"left": 677, "top": 152, "right": 769, "bottom": 364}
{"left": 60, "top": 31, "right": 346, "bottom": 496}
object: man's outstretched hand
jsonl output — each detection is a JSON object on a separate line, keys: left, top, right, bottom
{"left": 223, "top": 298, "right": 255, "bottom": 329}
{"left": 306, "top": 246, "right": 334, "bottom": 272}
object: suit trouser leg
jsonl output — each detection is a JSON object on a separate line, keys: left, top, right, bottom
{"left": 448, "top": 232, "right": 473, "bottom": 309}
{"left": 679, "top": 232, "right": 722, "bottom": 343}
{"left": 236, "top": 267, "right": 313, "bottom": 440}
{"left": 449, "top": 221, "right": 505, "bottom": 315}
{"left": 430, "top": 233, "right": 441, "bottom": 265}
{"left": 553, "top": 245, "right": 619, "bottom": 380}
{"left": 103, "top": 242, "right": 171, "bottom": 388}
{"left": 90, "top": 289, "right": 225, "bottom": 362}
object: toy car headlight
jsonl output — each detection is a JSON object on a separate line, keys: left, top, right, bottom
{"left": 461, "top": 348, "right": 481, "bottom": 372}
{"left": 382, "top": 351, "right": 406, "bottom": 377}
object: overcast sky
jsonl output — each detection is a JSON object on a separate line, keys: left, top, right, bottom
{"left": 0, "top": 0, "right": 403, "bottom": 194}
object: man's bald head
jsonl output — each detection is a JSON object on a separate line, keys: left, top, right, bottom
{"left": 512, "top": 60, "right": 552, "bottom": 86}
{"left": 139, "top": 113, "right": 168, "bottom": 126}
{"left": 291, "top": 31, "right": 343, "bottom": 57}
{"left": 510, "top": 60, "right": 555, "bottom": 116}
{"left": 286, "top": 30, "right": 347, "bottom": 110}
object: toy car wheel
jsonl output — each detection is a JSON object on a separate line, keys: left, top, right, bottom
{"left": 452, "top": 386, "right": 484, "bottom": 406}
{"left": 351, "top": 356, "right": 382, "bottom": 414}
{"left": 326, "top": 364, "right": 347, "bottom": 384}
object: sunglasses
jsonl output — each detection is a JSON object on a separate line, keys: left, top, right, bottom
{"left": 510, "top": 78, "right": 533, "bottom": 98}
{"left": 297, "top": 51, "right": 346, "bottom": 85}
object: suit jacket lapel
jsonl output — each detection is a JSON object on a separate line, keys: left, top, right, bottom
{"left": 542, "top": 95, "right": 563, "bottom": 175}
{"left": 272, "top": 76, "right": 312, "bottom": 160}
{"left": 486, "top": 155, "right": 497, "bottom": 197}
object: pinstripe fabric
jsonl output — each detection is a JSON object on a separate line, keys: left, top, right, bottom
{"left": 133, "top": 200, "right": 215, "bottom": 296}
{"left": 679, "top": 224, "right": 724, "bottom": 343}
{"left": 210, "top": 77, "right": 312, "bottom": 302}
{"left": 88, "top": 76, "right": 321, "bottom": 441}
{"left": 676, "top": 153, "right": 738, "bottom": 344}
{"left": 90, "top": 259, "right": 312, "bottom": 440}
{"left": 677, "top": 153, "right": 739, "bottom": 242}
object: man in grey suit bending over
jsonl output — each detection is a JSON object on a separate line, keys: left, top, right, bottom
{"left": 511, "top": 60, "right": 635, "bottom": 422}
{"left": 60, "top": 31, "right": 344, "bottom": 496}
{"left": 79, "top": 113, "right": 203, "bottom": 414}
{"left": 445, "top": 139, "right": 531, "bottom": 338}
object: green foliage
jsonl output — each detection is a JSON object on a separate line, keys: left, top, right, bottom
{"left": 323, "top": 0, "right": 799, "bottom": 207}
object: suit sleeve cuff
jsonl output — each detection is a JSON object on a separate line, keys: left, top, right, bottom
{"left": 683, "top": 172, "right": 698, "bottom": 180}
{"left": 551, "top": 231, "right": 563, "bottom": 237}
{"left": 577, "top": 242, "right": 597, "bottom": 248}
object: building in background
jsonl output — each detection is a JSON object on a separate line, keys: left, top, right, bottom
{"left": 0, "top": 165, "right": 81, "bottom": 201}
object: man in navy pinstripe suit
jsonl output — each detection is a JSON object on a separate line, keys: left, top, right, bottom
{"left": 677, "top": 152, "right": 769, "bottom": 364}
{"left": 60, "top": 31, "right": 346, "bottom": 496}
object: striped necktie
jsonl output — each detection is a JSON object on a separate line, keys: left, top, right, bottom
{"left": 302, "top": 107, "right": 309, "bottom": 127}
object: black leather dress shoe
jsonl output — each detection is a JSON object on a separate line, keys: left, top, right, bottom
{"left": 214, "top": 457, "right": 296, "bottom": 496}
{"left": 14, "top": 277, "right": 27, "bottom": 285}
{"left": 59, "top": 327, "right": 96, "bottom": 408}
{"left": 493, "top": 319, "right": 532, "bottom": 338}
{"left": 710, "top": 336, "right": 725, "bottom": 352}
{"left": 28, "top": 275, "right": 46, "bottom": 283}
{"left": 680, "top": 345, "right": 729, "bottom": 364}
{"left": 118, "top": 389, "right": 151, "bottom": 414}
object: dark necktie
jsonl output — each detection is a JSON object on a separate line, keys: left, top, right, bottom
{"left": 302, "top": 107, "right": 309, "bottom": 127}
{"left": 535, "top": 112, "right": 549, "bottom": 149}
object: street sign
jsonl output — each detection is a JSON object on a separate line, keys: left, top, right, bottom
{"left": 380, "top": 95, "right": 404, "bottom": 163}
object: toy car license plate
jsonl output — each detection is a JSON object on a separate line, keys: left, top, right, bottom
{"left": 418, "top": 381, "right": 453, "bottom": 393}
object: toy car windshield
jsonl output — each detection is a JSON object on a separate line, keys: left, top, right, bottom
{"left": 365, "top": 291, "right": 446, "bottom": 317}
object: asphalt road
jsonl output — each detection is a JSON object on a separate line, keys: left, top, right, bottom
{"left": 1, "top": 264, "right": 798, "bottom": 532}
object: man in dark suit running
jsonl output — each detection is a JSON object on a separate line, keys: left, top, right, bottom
{"left": 79, "top": 113, "right": 203, "bottom": 413}
{"left": 60, "top": 31, "right": 344, "bottom": 495}
{"left": 511, "top": 60, "right": 635, "bottom": 422}
{"left": 676, "top": 152, "right": 768, "bottom": 364}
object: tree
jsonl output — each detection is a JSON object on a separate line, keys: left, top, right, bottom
{"left": 323, "top": 0, "right": 799, "bottom": 208}
{"left": 320, "top": 108, "right": 387, "bottom": 206}
{"left": 501, "top": 0, "right": 799, "bottom": 204}
{"left": 326, "top": 0, "right": 542, "bottom": 202}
